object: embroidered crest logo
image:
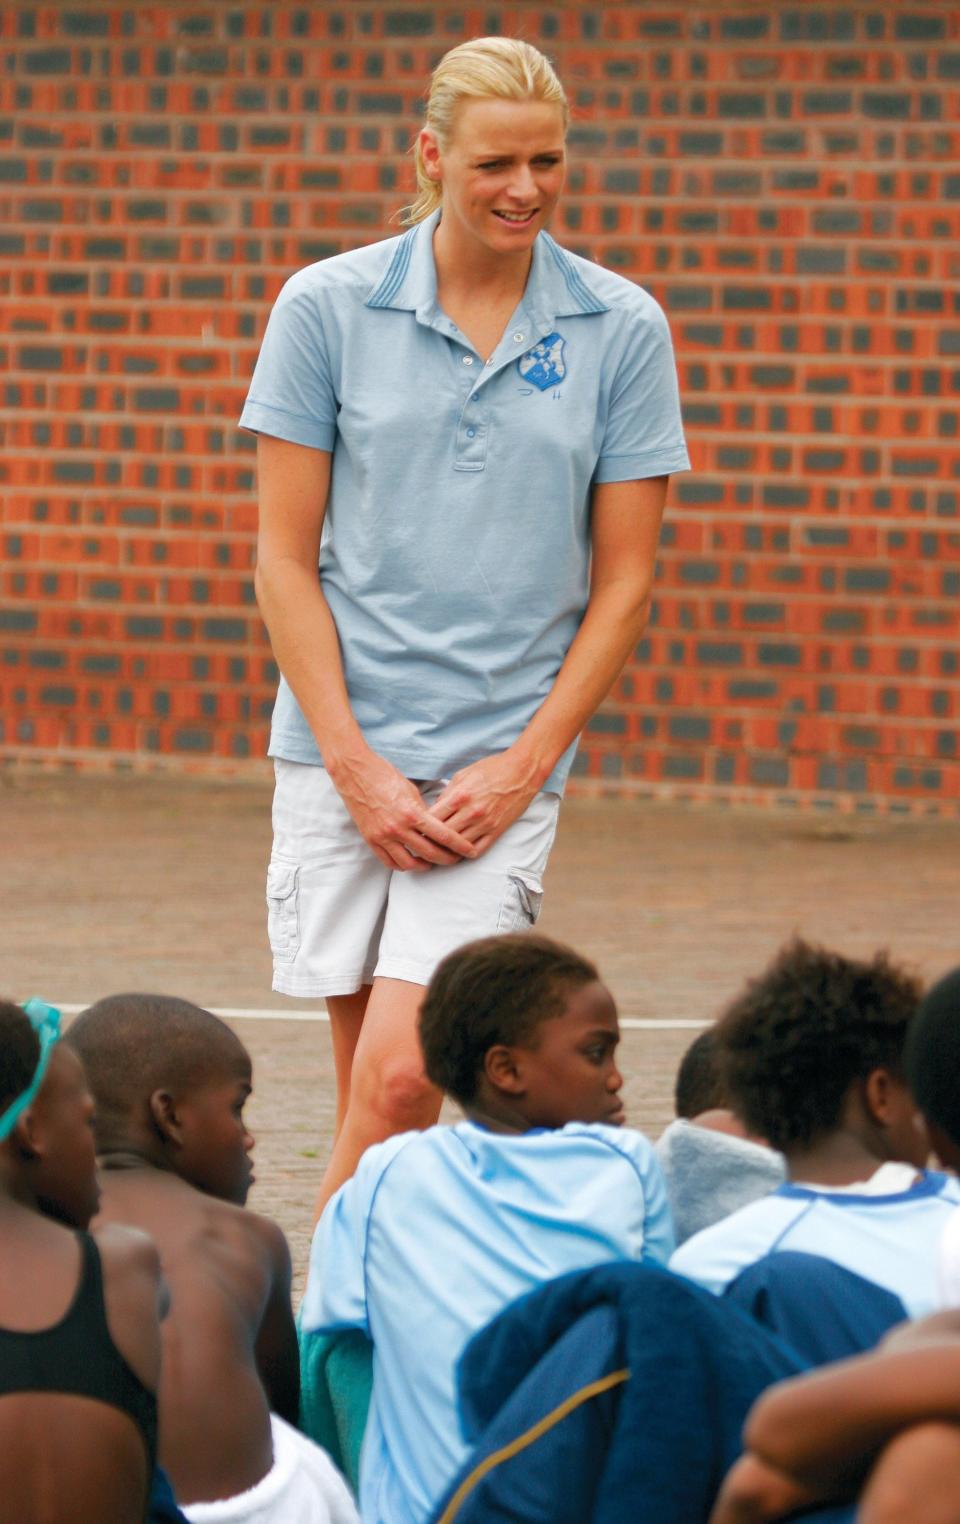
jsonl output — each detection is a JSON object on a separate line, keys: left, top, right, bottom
{"left": 518, "top": 332, "right": 567, "bottom": 391}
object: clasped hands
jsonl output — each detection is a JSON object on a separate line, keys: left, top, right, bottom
{"left": 333, "top": 749, "right": 540, "bottom": 873}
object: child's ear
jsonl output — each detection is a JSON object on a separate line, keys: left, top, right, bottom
{"left": 484, "top": 1045, "right": 525, "bottom": 1097}
{"left": 149, "top": 1089, "right": 183, "bottom": 1147}
{"left": 863, "top": 1067, "right": 900, "bottom": 1127}
{"left": 12, "top": 1108, "right": 41, "bottom": 1161}
{"left": 862, "top": 1068, "right": 886, "bottom": 1125}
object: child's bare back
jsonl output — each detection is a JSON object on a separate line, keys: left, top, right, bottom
{"left": 95, "top": 1164, "right": 297, "bottom": 1504}
{"left": 67, "top": 994, "right": 301, "bottom": 1509}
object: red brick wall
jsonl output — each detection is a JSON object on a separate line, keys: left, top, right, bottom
{"left": 2, "top": 2, "right": 958, "bottom": 810}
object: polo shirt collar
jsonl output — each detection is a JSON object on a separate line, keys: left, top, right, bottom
{"left": 365, "top": 209, "right": 610, "bottom": 329}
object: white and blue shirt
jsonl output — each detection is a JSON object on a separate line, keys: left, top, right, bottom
{"left": 240, "top": 211, "right": 689, "bottom": 791}
{"left": 670, "top": 1169, "right": 960, "bottom": 1319}
{"left": 301, "top": 1120, "right": 674, "bottom": 1524}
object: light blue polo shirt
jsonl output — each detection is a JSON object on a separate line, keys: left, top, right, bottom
{"left": 302, "top": 1119, "right": 674, "bottom": 1524}
{"left": 240, "top": 211, "right": 689, "bottom": 791}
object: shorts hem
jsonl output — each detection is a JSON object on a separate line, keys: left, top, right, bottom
{"left": 271, "top": 969, "right": 375, "bottom": 999}
{"left": 372, "top": 957, "right": 436, "bottom": 988}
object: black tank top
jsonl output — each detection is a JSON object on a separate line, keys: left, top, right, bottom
{"left": 0, "top": 1231, "right": 157, "bottom": 1470}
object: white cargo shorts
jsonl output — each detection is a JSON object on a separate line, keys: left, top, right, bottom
{"left": 267, "top": 759, "right": 562, "bottom": 997}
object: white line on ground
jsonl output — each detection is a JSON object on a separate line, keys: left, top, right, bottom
{"left": 48, "top": 1003, "right": 708, "bottom": 1032}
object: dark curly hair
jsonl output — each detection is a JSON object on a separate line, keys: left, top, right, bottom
{"left": 905, "top": 966, "right": 960, "bottom": 1153}
{"left": 0, "top": 1000, "right": 41, "bottom": 1116}
{"left": 674, "top": 1028, "right": 726, "bottom": 1119}
{"left": 419, "top": 933, "right": 599, "bottom": 1106}
{"left": 716, "top": 939, "right": 922, "bottom": 1154}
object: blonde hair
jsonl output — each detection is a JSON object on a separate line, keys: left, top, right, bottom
{"left": 403, "top": 37, "right": 568, "bottom": 226}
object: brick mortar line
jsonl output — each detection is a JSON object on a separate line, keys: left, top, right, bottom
{"left": 6, "top": 314, "right": 960, "bottom": 339}
{"left": 8, "top": 229, "right": 960, "bottom": 257}
{"left": 3, "top": 486, "right": 957, "bottom": 512}
{"left": 6, "top": 141, "right": 960, "bottom": 160}
{"left": 5, "top": 602, "right": 957, "bottom": 637}
{"left": 7, "top": 536, "right": 960, "bottom": 560}
{"left": 11, "top": 188, "right": 960, "bottom": 207}
{"left": 4, "top": 49, "right": 959, "bottom": 68}
{"left": 7, "top": 269, "right": 959, "bottom": 294}
{"left": 6, "top": 425, "right": 959, "bottom": 454}
{"left": 8, "top": 519, "right": 959, "bottom": 542}
{"left": 5, "top": 507, "right": 957, "bottom": 534}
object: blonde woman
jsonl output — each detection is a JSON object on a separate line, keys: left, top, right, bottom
{"left": 242, "top": 37, "right": 689, "bottom": 1217}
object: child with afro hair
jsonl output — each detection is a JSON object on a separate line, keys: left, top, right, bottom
{"left": 671, "top": 938, "right": 957, "bottom": 1318}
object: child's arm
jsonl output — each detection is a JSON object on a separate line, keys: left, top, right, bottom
{"left": 710, "top": 1329, "right": 960, "bottom": 1523}
{"left": 253, "top": 1217, "right": 300, "bottom": 1425}
{"left": 708, "top": 1453, "right": 828, "bottom": 1524}
{"left": 745, "top": 1342, "right": 960, "bottom": 1491}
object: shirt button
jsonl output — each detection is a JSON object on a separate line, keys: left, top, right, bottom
{"left": 513, "top": 332, "right": 525, "bottom": 343}
{"left": 462, "top": 355, "right": 474, "bottom": 366}
{"left": 466, "top": 428, "right": 476, "bottom": 438}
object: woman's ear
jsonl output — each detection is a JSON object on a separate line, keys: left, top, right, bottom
{"left": 149, "top": 1089, "right": 182, "bottom": 1148}
{"left": 418, "top": 127, "right": 443, "bottom": 183}
{"left": 484, "top": 1045, "right": 525, "bottom": 1097}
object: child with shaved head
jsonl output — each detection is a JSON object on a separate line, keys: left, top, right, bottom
{"left": 68, "top": 995, "right": 357, "bottom": 1524}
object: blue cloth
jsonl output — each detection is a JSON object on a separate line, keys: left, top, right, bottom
{"left": 148, "top": 1465, "right": 190, "bottom": 1524}
{"left": 724, "top": 1250, "right": 907, "bottom": 1366}
{"left": 239, "top": 210, "right": 689, "bottom": 793}
{"left": 298, "top": 1324, "right": 372, "bottom": 1496}
{"left": 428, "top": 1261, "right": 805, "bottom": 1524}
{"left": 671, "top": 1170, "right": 960, "bottom": 1318}
{"left": 302, "top": 1121, "right": 674, "bottom": 1524}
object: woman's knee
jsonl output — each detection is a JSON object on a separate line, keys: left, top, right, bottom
{"left": 353, "top": 1053, "right": 440, "bottom": 1131}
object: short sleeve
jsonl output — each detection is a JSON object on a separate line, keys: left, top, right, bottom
{"left": 239, "top": 269, "right": 338, "bottom": 451}
{"left": 593, "top": 299, "right": 690, "bottom": 484}
{"left": 300, "top": 1133, "right": 412, "bottom": 1334}
{"left": 938, "top": 1206, "right": 960, "bottom": 1308}
{"left": 611, "top": 1129, "right": 676, "bottom": 1265}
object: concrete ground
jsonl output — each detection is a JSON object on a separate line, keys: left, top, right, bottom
{"left": 3, "top": 767, "right": 957, "bottom": 1290}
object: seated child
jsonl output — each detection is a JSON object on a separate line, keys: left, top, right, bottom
{"left": 301, "top": 933, "right": 674, "bottom": 1524}
{"left": 709, "top": 963, "right": 960, "bottom": 1524}
{"left": 67, "top": 994, "right": 358, "bottom": 1524}
{"left": 655, "top": 1027, "right": 786, "bottom": 1244}
{"left": 670, "top": 939, "right": 957, "bottom": 1317}
{"left": 0, "top": 998, "right": 164, "bottom": 1524}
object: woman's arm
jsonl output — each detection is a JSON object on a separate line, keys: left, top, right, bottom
{"left": 255, "top": 434, "right": 476, "bottom": 871}
{"left": 430, "top": 474, "right": 668, "bottom": 850}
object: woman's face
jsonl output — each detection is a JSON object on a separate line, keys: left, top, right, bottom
{"left": 421, "top": 96, "right": 566, "bottom": 259}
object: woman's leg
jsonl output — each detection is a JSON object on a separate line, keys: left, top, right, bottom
{"left": 314, "top": 977, "right": 442, "bottom": 1221}
{"left": 325, "top": 986, "right": 371, "bottom": 1139}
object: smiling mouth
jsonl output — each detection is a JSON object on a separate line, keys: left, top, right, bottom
{"left": 493, "top": 209, "right": 537, "bottom": 225}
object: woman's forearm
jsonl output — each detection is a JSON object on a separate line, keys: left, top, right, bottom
{"left": 511, "top": 578, "right": 653, "bottom": 786}
{"left": 254, "top": 554, "right": 370, "bottom": 780}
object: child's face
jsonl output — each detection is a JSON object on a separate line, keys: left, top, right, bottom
{"left": 513, "top": 980, "right": 624, "bottom": 1129}
{"left": 31, "top": 1047, "right": 101, "bottom": 1228}
{"left": 174, "top": 1053, "right": 255, "bottom": 1205}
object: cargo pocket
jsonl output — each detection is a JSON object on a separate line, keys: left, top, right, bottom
{"left": 496, "top": 869, "right": 544, "bottom": 934}
{"left": 266, "top": 857, "right": 301, "bottom": 965}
